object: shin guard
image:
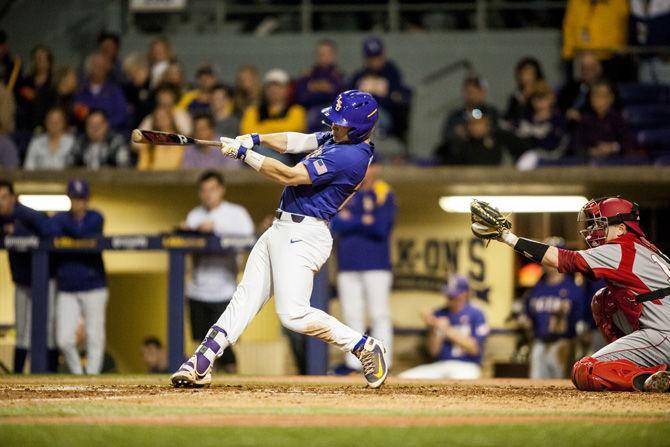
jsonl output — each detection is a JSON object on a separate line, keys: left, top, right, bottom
{"left": 571, "top": 356, "right": 667, "bottom": 391}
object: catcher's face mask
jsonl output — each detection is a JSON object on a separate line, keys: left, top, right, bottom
{"left": 578, "top": 199, "right": 608, "bottom": 248}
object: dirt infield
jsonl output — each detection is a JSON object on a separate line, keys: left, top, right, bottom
{"left": 2, "top": 375, "right": 670, "bottom": 427}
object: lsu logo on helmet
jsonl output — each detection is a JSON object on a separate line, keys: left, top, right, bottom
{"left": 335, "top": 95, "right": 342, "bottom": 111}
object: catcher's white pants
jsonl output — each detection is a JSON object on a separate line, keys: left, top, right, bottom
{"left": 398, "top": 360, "right": 482, "bottom": 380}
{"left": 14, "top": 281, "right": 56, "bottom": 350}
{"left": 56, "top": 288, "right": 109, "bottom": 374}
{"left": 530, "top": 340, "right": 569, "bottom": 379}
{"left": 592, "top": 328, "right": 670, "bottom": 366}
{"left": 213, "top": 216, "right": 362, "bottom": 353}
{"left": 337, "top": 270, "right": 393, "bottom": 370}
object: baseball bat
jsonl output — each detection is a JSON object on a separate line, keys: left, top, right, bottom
{"left": 131, "top": 129, "right": 221, "bottom": 147}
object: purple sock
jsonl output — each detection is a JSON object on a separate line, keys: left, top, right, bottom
{"left": 353, "top": 336, "right": 368, "bottom": 352}
{"left": 193, "top": 326, "right": 227, "bottom": 374}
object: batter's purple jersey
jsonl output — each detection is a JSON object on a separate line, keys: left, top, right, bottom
{"left": 279, "top": 132, "right": 373, "bottom": 221}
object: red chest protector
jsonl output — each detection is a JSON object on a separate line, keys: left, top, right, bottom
{"left": 591, "top": 286, "right": 643, "bottom": 342}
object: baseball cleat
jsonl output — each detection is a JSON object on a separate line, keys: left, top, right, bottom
{"left": 643, "top": 371, "right": 670, "bottom": 392}
{"left": 170, "top": 356, "right": 212, "bottom": 388}
{"left": 353, "top": 337, "right": 388, "bottom": 389}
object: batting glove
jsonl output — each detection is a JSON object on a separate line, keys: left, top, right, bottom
{"left": 220, "top": 137, "right": 247, "bottom": 159}
{"left": 235, "top": 133, "right": 260, "bottom": 149}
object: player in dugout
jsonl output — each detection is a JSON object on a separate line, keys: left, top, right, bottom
{"left": 0, "top": 179, "right": 58, "bottom": 373}
{"left": 399, "top": 274, "right": 489, "bottom": 380}
{"left": 330, "top": 154, "right": 396, "bottom": 376}
{"left": 518, "top": 237, "right": 589, "bottom": 379}
{"left": 51, "top": 179, "right": 109, "bottom": 375}
{"left": 471, "top": 197, "right": 670, "bottom": 391}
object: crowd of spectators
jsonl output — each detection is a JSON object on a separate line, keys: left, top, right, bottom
{"left": 433, "top": 0, "right": 670, "bottom": 167}
{"left": 0, "top": 29, "right": 412, "bottom": 171}
{"left": 434, "top": 52, "right": 648, "bottom": 168}
{"left": 3, "top": 1, "right": 670, "bottom": 171}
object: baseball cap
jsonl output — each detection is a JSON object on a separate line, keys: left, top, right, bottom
{"left": 363, "top": 36, "right": 384, "bottom": 57}
{"left": 442, "top": 274, "right": 469, "bottom": 297}
{"left": 67, "top": 179, "right": 90, "bottom": 199}
{"left": 263, "top": 68, "right": 290, "bottom": 85}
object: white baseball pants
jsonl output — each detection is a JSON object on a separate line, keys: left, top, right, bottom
{"left": 56, "top": 288, "right": 109, "bottom": 374}
{"left": 398, "top": 360, "right": 482, "bottom": 380}
{"left": 337, "top": 270, "right": 393, "bottom": 370}
{"left": 213, "top": 215, "right": 363, "bottom": 353}
{"left": 592, "top": 328, "right": 670, "bottom": 366}
{"left": 14, "top": 281, "right": 56, "bottom": 350}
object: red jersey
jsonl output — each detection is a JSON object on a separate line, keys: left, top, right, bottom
{"left": 558, "top": 233, "right": 670, "bottom": 332}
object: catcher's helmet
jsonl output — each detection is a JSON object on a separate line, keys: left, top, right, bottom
{"left": 321, "top": 90, "right": 378, "bottom": 143}
{"left": 578, "top": 197, "right": 644, "bottom": 248}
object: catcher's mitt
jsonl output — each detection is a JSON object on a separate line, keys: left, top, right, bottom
{"left": 470, "top": 199, "right": 512, "bottom": 240}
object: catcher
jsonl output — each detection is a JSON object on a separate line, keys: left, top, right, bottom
{"left": 471, "top": 197, "right": 670, "bottom": 392}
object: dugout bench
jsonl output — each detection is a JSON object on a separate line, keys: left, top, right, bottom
{"left": 1, "top": 234, "right": 331, "bottom": 374}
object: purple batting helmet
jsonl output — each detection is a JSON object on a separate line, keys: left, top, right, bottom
{"left": 321, "top": 90, "right": 379, "bottom": 144}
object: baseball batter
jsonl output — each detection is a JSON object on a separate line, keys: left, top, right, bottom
{"left": 171, "top": 90, "right": 388, "bottom": 388}
{"left": 472, "top": 197, "right": 670, "bottom": 391}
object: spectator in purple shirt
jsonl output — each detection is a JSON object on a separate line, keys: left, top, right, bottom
{"left": 182, "top": 113, "right": 238, "bottom": 170}
{"left": 574, "top": 79, "right": 637, "bottom": 161}
{"left": 295, "top": 40, "right": 345, "bottom": 132}
{"left": 73, "top": 51, "right": 128, "bottom": 132}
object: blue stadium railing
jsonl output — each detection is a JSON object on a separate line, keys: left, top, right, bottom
{"left": 0, "top": 234, "right": 330, "bottom": 375}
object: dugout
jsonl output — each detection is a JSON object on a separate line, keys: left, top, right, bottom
{"left": 2, "top": 166, "right": 669, "bottom": 374}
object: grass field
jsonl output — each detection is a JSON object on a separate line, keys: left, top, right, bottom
{"left": 1, "top": 375, "right": 669, "bottom": 446}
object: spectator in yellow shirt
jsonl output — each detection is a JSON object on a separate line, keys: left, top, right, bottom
{"left": 240, "top": 68, "right": 306, "bottom": 164}
{"left": 562, "top": 0, "right": 629, "bottom": 60}
{"left": 177, "top": 64, "right": 218, "bottom": 115}
{"left": 562, "top": 0, "right": 634, "bottom": 81}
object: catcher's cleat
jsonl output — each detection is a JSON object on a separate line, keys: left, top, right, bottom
{"left": 353, "top": 337, "right": 388, "bottom": 389}
{"left": 644, "top": 371, "right": 670, "bottom": 392}
{"left": 170, "top": 355, "right": 212, "bottom": 388}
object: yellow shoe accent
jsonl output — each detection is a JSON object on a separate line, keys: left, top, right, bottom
{"left": 373, "top": 355, "right": 385, "bottom": 379}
